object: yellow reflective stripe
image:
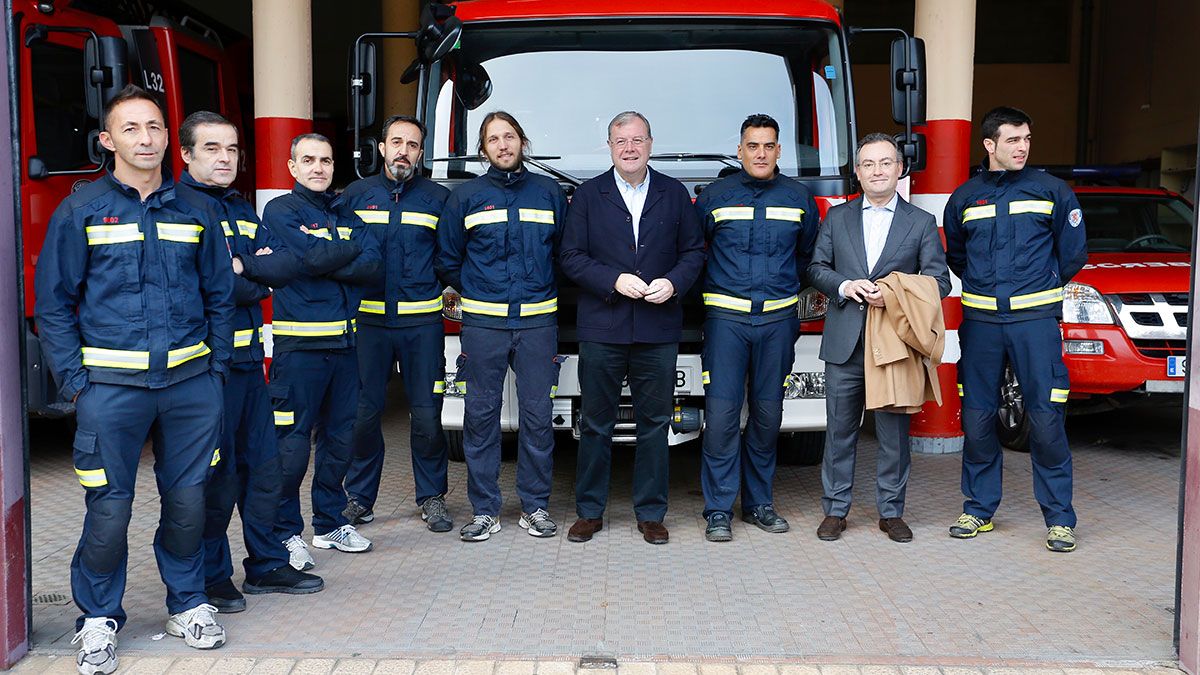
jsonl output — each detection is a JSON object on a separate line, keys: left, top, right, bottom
{"left": 460, "top": 298, "right": 509, "bottom": 317}
{"left": 520, "top": 298, "right": 558, "bottom": 316}
{"left": 167, "top": 341, "right": 211, "bottom": 368}
{"left": 957, "top": 383, "right": 964, "bottom": 397}
{"left": 359, "top": 300, "right": 387, "bottom": 314}
{"left": 1009, "top": 200, "right": 1054, "bottom": 216}
{"left": 1050, "top": 388, "right": 1070, "bottom": 403}
{"left": 457, "top": 382, "right": 467, "bottom": 394}
{"left": 763, "top": 296, "right": 799, "bottom": 312}
{"left": 210, "top": 447, "right": 221, "bottom": 467}
{"left": 157, "top": 222, "right": 204, "bottom": 243}
{"left": 712, "top": 206, "right": 754, "bottom": 222}
{"left": 433, "top": 380, "right": 445, "bottom": 394}
{"left": 220, "top": 220, "right": 234, "bottom": 237}
{"left": 960, "top": 291, "right": 998, "bottom": 311}
{"left": 355, "top": 209, "right": 390, "bottom": 224}
{"left": 337, "top": 227, "right": 353, "bottom": 240}
{"left": 75, "top": 467, "right": 107, "bottom": 488}
{"left": 765, "top": 207, "right": 805, "bottom": 222}
{"left": 518, "top": 208, "right": 555, "bottom": 224}
{"left": 401, "top": 211, "right": 439, "bottom": 229}
{"left": 85, "top": 223, "right": 143, "bottom": 245}
{"left": 396, "top": 297, "right": 444, "bottom": 315}
{"left": 702, "top": 293, "right": 753, "bottom": 312}
{"left": 962, "top": 204, "right": 996, "bottom": 222}
{"left": 702, "top": 371, "right": 711, "bottom": 385}
{"left": 272, "top": 320, "right": 352, "bottom": 337}
{"left": 464, "top": 209, "right": 508, "bottom": 230}
{"left": 274, "top": 411, "right": 294, "bottom": 426}
{"left": 81, "top": 347, "right": 149, "bottom": 370}
{"left": 550, "top": 384, "right": 558, "bottom": 399}
{"left": 236, "top": 220, "right": 258, "bottom": 239}
{"left": 1010, "top": 287, "right": 1064, "bottom": 310}
{"left": 306, "top": 227, "right": 332, "bottom": 240}
{"left": 233, "top": 329, "right": 256, "bottom": 348}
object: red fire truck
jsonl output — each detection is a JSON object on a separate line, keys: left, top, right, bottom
{"left": 13, "top": 0, "right": 250, "bottom": 416}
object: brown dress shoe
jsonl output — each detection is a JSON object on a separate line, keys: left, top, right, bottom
{"left": 816, "top": 515, "right": 847, "bottom": 541}
{"left": 568, "top": 518, "right": 603, "bottom": 542}
{"left": 637, "top": 520, "right": 669, "bottom": 545}
{"left": 879, "top": 517, "right": 913, "bottom": 543}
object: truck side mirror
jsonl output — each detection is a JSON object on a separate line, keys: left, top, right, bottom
{"left": 28, "top": 157, "right": 48, "bottom": 180}
{"left": 890, "top": 36, "right": 926, "bottom": 126}
{"left": 455, "top": 61, "right": 492, "bottom": 111}
{"left": 87, "top": 129, "right": 105, "bottom": 166}
{"left": 350, "top": 41, "right": 377, "bottom": 129}
{"left": 83, "top": 36, "right": 128, "bottom": 121}
{"left": 419, "top": 15, "right": 461, "bottom": 64}
{"left": 357, "top": 136, "right": 380, "bottom": 177}
{"left": 896, "top": 132, "right": 927, "bottom": 175}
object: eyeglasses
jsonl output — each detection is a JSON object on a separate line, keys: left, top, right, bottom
{"left": 610, "top": 137, "right": 648, "bottom": 149}
{"left": 857, "top": 159, "right": 897, "bottom": 171}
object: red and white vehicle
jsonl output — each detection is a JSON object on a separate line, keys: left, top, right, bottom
{"left": 998, "top": 185, "right": 1194, "bottom": 449}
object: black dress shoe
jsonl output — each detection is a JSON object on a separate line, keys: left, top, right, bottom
{"left": 243, "top": 566, "right": 325, "bottom": 595}
{"left": 879, "top": 517, "right": 914, "bottom": 543}
{"left": 206, "top": 579, "right": 246, "bottom": 613}
{"left": 817, "top": 515, "right": 847, "bottom": 541}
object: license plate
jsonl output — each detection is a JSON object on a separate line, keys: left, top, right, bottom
{"left": 620, "top": 367, "right": 692, "bottom": 395}
{"left": 1168, "top": 356, "right": 1187, "bottom": 378}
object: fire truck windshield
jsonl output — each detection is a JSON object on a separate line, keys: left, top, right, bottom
{"left": 1077, "top": 193, "right": 1194, "bottom": 253}
{"left": 424, "top": 20, "right": 852, "bottom": 183}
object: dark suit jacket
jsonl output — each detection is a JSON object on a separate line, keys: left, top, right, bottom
{"left": 807, "top": 195, "right": 951, "bottom": 365}
{"left": 560, "top": 167, "right": 705, "bottom": 344}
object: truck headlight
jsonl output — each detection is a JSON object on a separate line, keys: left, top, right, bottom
{"left": 442, "top": 287, "right": 462, "bottom": 322}
{"left": 1061, "top": 282, "right": 1115, "bottom": 324}
{"left": 797, "top": 287, "right": 827, "bottom": 321}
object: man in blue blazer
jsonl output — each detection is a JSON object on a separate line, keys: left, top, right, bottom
{"left": 560, "top": 111, "right": 705, "bottom": 545}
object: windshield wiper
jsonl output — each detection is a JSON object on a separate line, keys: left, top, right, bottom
{"left": 650, "top": 153, "right": 740, "bottom": 169}
{"left": 427, "top": 155, "right": 582, "bottom": 187}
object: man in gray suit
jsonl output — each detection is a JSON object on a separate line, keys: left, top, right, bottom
{"left": 807, "top": 133, "right": 951, "bottom": 543}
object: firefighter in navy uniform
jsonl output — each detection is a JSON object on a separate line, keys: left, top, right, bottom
{"left": 262, "top": 133, "right": 383, "bottom": 570}
{"left": 174, "top": 111, "right": 325, "bottom": 611}
{"left": 340, "top": 115, "right": 454, "bottom": 533}
{"left": 436, "top": 111, "right": 568, "bottom": 542}
{"left": 694, "top": 114, "right": 820, "bottom": 543}
{"left": 35, "top": 86, "right": 234, "bottom": 675}
{"left": 943, "top": 106, "right": 1088, "bottom": 552}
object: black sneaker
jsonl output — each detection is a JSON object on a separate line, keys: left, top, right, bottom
{"left": 342, "top": 499, "right": 374, "bottom": 525}
{"left": 205, "top": 578, "right": 245, "bottom": 613}
{"left": 420, "top": 494, "right": 453, "bottom": 532}
{"left": 243, "top": 565, "right": 325, "bottom": 595}
{"left": 742, "top": 504, "right": 790, "bottom": 533}
{"left": 705, "top": 512, "right": 733, "bottom": 542}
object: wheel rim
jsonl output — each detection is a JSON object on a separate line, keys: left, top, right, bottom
{"left": 998, "top": 365, "right": 1025, "bottom": 431}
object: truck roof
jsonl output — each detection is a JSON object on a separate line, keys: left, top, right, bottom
{"left": 451, "top": 0, "right": 842, "bottom": 24}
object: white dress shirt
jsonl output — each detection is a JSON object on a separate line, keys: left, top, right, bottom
{"left": 614, "top": 168, "right": 650, "bottom": 245}
{"left": 838, "top": 192, "right": 899, "bottom": 300}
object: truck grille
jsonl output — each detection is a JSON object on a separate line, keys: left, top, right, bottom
{"left": 1132, "top": 339, "right": 1187, "bottom": 359}
{"left": 1107, "top": 292, "right": 1189, "bottom": 341}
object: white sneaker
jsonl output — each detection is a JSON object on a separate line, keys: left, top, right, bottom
{"left": 71, "top": 617, "right": 118, "bottom": 674}
{"left": 284, "top": 534, "right": 315, "bottom": 570}
{"left": 518, "top": 508, "right": 558, "bottom": 537}
{"left": 312, "top": 524, "right": 373, "bottom": 552}
{"left": 165, "top": 603, "right": 226, "bottom": 649}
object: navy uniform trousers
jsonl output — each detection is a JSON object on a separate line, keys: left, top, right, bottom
{"left": 345, "top": 322, "right": 448, "bottom": 508}
{"left": 202, "top": 365, "right": 289, "bottom": 586}
{"left": 269, "top": 348, "right": 360, "bottom": 538}
{"left": 459, "top": 324, "right": 558, "bottom": 516}
{"left": 71, "top": 372, "right": 222, "bottom": 630}
{"left": 959, "top": 316, "right": 1076, "bottom": 527}
{"left": 700, "top": 316, "right": 798, "bottom": 517}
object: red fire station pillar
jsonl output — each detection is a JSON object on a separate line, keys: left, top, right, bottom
{"left": 0, "top": 13, "right": 30, "bottom": 668}
{"left": 252, "top": 0, "right": 313, "bottom": 215}
{"left": 908, "top": 0, "right": 976, "bottom": 454}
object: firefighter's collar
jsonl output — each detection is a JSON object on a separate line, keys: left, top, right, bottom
{"left": 106, "top": 170, "right": 175, "bottom": 205}
{"left": 180, "top": 170, "right": 240, "bottom": 201}
{"left": 738, "top": 169, "right": 779, "bottom": 191}
{"left": 486, "top": 164, "right": 527, "bottom": 187}
{"left": 292, "top": 181, "right": 336, "bottom": 208}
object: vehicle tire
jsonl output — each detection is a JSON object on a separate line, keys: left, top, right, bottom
{"left": 997, "top": 363, "right": 1032, "bottom": 452}
{"left": 777, "top": 431, "right": 825, "bottom": 466}
{"left": 445, "top": 430, "right": 465, "bottom": 462}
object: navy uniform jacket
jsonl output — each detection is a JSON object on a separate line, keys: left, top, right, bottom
{"left": 337, "top": 172, "right": 449, "bottom": 328}
{"left": 176, "top": 171, "right": 300, "bottom": 366}
{"left": 34, "top": 173, "right": 235, "bottom": 400}
{"left": 559, "top": 167, "right": 706, "bottom": 344}
{"left": 694, "top": 170, "right": 820, "bottom": 325}
{"left": 262, "top": 183, "right": 383, "bottom": 352}
{"left": 943, "top": 164, "right": 1088, "bottom": 323}
{"left": 435, "top": 165, "right": 567, "bottom": 330}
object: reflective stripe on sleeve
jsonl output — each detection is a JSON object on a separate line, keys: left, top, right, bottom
{"left": 236, "top": 220, "right": 259, "bottom": 238}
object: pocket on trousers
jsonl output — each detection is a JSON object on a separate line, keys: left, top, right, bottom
{"left": 269, "top": 382, "right": 295, "bottom": 428}
{"left": 72, "top": 429, "right": 108, "bottom": 489}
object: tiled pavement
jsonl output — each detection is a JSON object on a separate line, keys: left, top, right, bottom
{"left": 24, "top": 400, "right": 1184, "bottom": 668}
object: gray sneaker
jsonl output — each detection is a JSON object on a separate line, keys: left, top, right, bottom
{"left": 165, "top": 603, "right": 226, "bottom": 650}
{"left": 518, "top": 508, "right": 558, "bottom": 537}
{"left": 342, "top": 499, "right": 374, "bottom": 525}
{"left": 72, "top": 617, "right": 118, "bottom": 674}
{"left": 420, "top": 495, "right": 453, "bottom": 532}
{"left": 460, "top": 514, "right": 501, "bottom": 542}
{"left": 742, "top": 504, "right": 790, "bottom": 533}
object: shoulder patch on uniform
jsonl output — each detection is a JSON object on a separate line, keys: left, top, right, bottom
{"left": 1068, "top": 208, "right": 1083, "bottom": 228}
